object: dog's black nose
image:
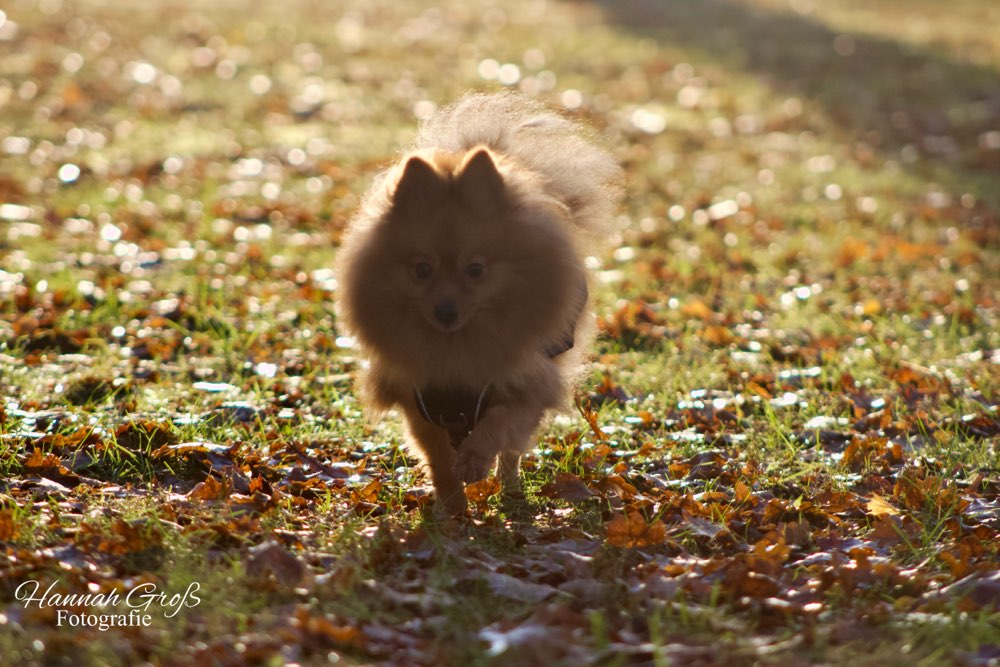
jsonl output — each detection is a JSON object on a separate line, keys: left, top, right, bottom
{"left": 434, "top": 300, "right": 458, "bottom": 326}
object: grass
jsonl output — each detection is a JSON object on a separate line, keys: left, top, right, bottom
{"left": 1, "top": 0, "right": 998, "bottom": 664}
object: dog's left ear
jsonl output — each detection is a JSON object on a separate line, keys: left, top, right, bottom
{"left": 456, "top": 148, "right": 505, "bottom": 212}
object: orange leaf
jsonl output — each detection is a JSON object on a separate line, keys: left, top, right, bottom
{"left": 701, "top": 325, "right": 735, "bottom": 346}
{"left": 577, "top": 399, "right": 607, "bottom": 440}
{"left": 24, "top": 448, "right": 47, "bottom": 468}
{"left": 606, "top": 511, "right": 667, "bottom": 548}
{"left": 745, "top": 381, "right": 771, "bottom": 399}
{"left": 869, "top": 515, "right": 905, "bottom": 546}
{"left": 861, "top": 299, "right": 882, "bottom": 316}
{"left": 61, "top": 81, "right": 86, "bottom": 107}
{"left": 866, "top": 494, "right": 899, "bottom": 517}
{"left": 734, "top": 479, "right": 753, "bottom": 504}
{"left": 0, "top": 511, "right": 18, "bottom": 541}
{"left": 464, "top": 477, "right": 500, "bottom": 504}
{"left": 837, "top": 238, "right": 869, "bottom": 266}
{"left": 188, "top": 474, "right": 227, "bottom": 501}
{"left": 295, "top": 607, "right": 363, "bottom": 648}
{"left": 352, "top": 479, "right": 383, "bottom": 504}
{"left": 893, "top": 468, "right": 931, "bottom": 511}
{"left": 681, "top": 299, "right": 714, "bottom": 320}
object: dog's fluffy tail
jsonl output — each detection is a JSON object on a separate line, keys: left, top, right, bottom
{"left": 414, "top": 91, "right": 623, "bottom": 235}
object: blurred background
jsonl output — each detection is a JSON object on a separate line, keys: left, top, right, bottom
{"left": 2, "top": 0, "right": 998, "bottom": 234}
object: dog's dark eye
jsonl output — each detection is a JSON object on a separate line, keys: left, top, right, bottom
{"left": 465, "top": 262, "right": 486, "bottom": 279}
{"left": 413, "top": 261, "right": 433, "bottom": 280}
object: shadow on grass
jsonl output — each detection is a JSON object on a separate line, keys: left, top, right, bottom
{"left": 594, "top": 0, "right": 1000, "bottom": 202}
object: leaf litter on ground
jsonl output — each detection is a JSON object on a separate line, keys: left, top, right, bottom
{"left": 1, "top": 0, "right": 999, "bottom": 665}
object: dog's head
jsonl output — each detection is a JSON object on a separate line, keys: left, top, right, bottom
{"left": 383, "top": 148, "right": 510, "bottom": 333}
{"left": 340, "top": 145, "right": 584, "bottom": 378}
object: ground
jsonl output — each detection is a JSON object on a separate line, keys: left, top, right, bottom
{"left": 0, "top": 0, "right": 998, "bottom": 665}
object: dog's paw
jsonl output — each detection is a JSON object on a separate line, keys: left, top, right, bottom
{"left": 453, "top": 448, "right": 495, "bottom": 484}
{"left": 434, "top": 490, "right": 468, "bottom": 518}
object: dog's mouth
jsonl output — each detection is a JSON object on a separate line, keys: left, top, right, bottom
{"left": 429, "top": 321, "right": 464, "bottom": 333}
{"left": 425, "top": 314, "right": 471, "bottom": 333}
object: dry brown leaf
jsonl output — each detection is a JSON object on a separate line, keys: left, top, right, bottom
{"left": 247, "top": 541, "right": 309, "bottom": 587}
{"left": 351, "top": 479, "right": 383, "bottom": 504}
{"left": 294, "top": 607, "right": 363, "bottom": 648}
{"left": 734, "top": 479, "right": 754, "bottom": 504}
{"left": 681, "top": 299, "right": 714, "bottom": 320}
{"left": 484, "top": 572, "right": 559, "bottom": 603}
{"left": 682, "top": 509, "right": 727, "bottom": 539}
{"left": 465, "top": 477, "right": 501, "bottom": 504}
{"left": 0, "top": 510, "right": 19, "bottom": 541}
{"left": 606, "top": 511, "right": 667, "bottom": 548}
{"left": 866, "top": 493, "right": 899, "bottom": 517}
{"left": 188, "top": 474, "right": 227, "bottom": 501}
{"left": 539, "top": 472, "right": 597, "bottom": 502}
{"left": 701, "top": 325, "right": 735, "bottom": 346}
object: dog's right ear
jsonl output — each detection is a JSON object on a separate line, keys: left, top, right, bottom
{"left": 391, "top": 156, "right": 445, "bottom": 213}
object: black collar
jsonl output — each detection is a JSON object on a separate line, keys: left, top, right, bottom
{"left": 413, "top": 383, "right": 494, "bottom": 448}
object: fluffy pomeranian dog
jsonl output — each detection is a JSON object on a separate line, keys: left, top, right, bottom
{"left": 336, "top": 92, "right": 621, "bottom": 514}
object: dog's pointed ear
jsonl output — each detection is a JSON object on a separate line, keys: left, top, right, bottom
{"left": 391, "top": 155, "right": 446, "bottom": 213}
{"left": 457, "top": 148, "right": 505, "bottom": 211}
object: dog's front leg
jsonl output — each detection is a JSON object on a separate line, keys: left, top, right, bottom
{"left": 453, "top": 403, "right": 544, "bottom": 485}
{"left": 402, "top": 409, "right": 468, "bottom": 516}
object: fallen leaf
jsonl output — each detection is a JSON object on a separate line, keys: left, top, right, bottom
{"left": 294, "top": 607, "right": 363, "bottom": 648}
{"left": 701, "top": 325, "right": 735, "bottom": 346}
{"left": 351, "top": 479, "right": 383, "bottom": 504}
{"left": 539, "top": 472, "right": 597, "bottom": 502}
{"left": 0, "top": 510, "right": 19, "bottom": 541}
{"left": 734, "top": 479, "right": 754, "bottom": 504}
{"left": 483, "top": 571, "right": 559, "bottom": 603}
{"left": 246, "top": 540, "right": 309, "bottom": 587}
{"left": 606, "top": 511, "right": 667, "bottom": 548}
{"left": 465, "top": 477, "right": 501, "bottom": 504}
{"left": 188, "top": 474, "right": 228, "bottom": 501}
{"left": 865, "top": 494, "right": 900, "bottom": 517}
{"left": 681, "top": 509, "right": 727, "bottom": 539}
{"left": 681, "top": 299, "right": 714, "bottom": 320}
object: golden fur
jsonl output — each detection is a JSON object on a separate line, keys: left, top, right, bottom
{"left": 335, "top": 92, "right": 621, "bottom": 514}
